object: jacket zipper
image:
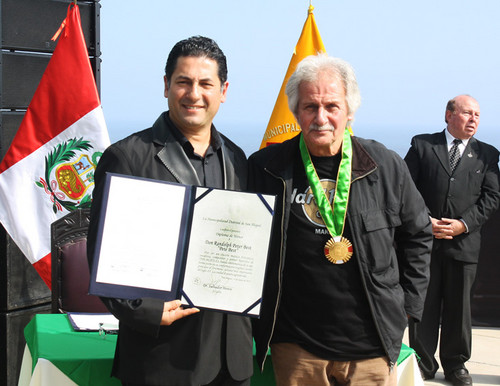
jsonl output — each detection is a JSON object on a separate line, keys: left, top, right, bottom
{"left": 260, "top": 167, "right": 287, "bottom": 372}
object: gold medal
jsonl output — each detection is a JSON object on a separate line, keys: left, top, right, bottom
{"left": 300, "top": 131, "right": 354, "bottom": 265}
{"left": 324, "top": 236, "right": 353, "bottom": 264}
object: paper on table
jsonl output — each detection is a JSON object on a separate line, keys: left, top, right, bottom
{"left": 67, "top": 313, "right": 119, "bottom": 331}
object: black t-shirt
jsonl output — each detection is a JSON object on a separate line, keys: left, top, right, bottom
{"left": 272, "top": 151, "right": 384, "bottom": 360}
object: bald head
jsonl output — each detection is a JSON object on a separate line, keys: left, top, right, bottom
{"left": 445, "top": 95, "right": 480, "bottom": 140}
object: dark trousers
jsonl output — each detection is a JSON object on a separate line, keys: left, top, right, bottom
{"left": 409, "top": 253, "right": 477, "bottom": 376}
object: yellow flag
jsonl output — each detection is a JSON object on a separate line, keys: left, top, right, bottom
{"left": 259, "top": 5, "right": 326, "bottom": 149}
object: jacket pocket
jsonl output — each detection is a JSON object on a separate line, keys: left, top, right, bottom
{"left": 362, "top": 208, "right": 402, "bottom": 232}
{"left": 360, "top": 208, "right": 401, "bottom": 278}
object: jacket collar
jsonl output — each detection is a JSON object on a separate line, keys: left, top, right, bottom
{"left": 151, "top": 112, "right": 234, "bottom": 188}
{"left": 351, "top": 136, "right": 378, "bottom": 181}
{"left": 265, "top": 133, "right": 378, "bottom": 181}
{"left": 433, "top": 130, "right": 478, "bottom": 175}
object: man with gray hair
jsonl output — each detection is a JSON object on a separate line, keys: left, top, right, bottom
{"left": 248, "top": 54, "right": 432, "bottom": 385}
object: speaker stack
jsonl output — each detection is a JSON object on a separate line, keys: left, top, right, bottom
{"left": 0, "top": 1, "right": 101, "bottom": 384}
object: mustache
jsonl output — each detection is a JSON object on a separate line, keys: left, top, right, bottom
{"left": 309, "top": 123, "right": 335, "bottom": 132}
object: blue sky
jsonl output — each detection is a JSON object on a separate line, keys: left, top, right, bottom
{"left": 99, "top": 0, "right": 500, "bottom": 157}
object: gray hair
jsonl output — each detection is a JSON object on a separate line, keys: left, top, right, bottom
{"left": 285, "top": 54, "right": 361, "bottom": 120}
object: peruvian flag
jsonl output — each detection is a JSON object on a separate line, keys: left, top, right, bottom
{"left": 0, "top": 4, "right": 110, "bottom": 288}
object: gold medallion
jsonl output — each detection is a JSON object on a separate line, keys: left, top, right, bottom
{"left": 324, "top": 236, "right": 353, "bottom": 264}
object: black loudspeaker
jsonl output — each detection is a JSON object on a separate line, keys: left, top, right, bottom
{"left": 0, "top": 0, "right": 101, "bottom": 310}
{"left": 0, "top": 227, "right": 51, "bottom": 311}
{"left": 0, "top": 111, "right": 24, "bottom": 159}
{"left": 0, "top": 52, "right": 51, "bottom": 110}
{"left": 0, "top": 227, "right": 52, "bottom": 386}
{"left": 0, "top": 52, "right": 100, "bottom": 110}
{"left": 472, "top": 210, "right": 500, "bottom": 327}
{"left": 0, "top": 304, "right": 51, "bottom": 386}
{"left": 0, "top": 1, "right": 101, "bottom": 385}
{"left": 1, "top": 0, "right": 101, "bottom": 111}
{"left": 1, "top": 0, "right": 99, "bottom": 55}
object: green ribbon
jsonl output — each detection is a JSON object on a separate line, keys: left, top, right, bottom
{"left": 299, "top": 128, "right": 352, "bottom": 238}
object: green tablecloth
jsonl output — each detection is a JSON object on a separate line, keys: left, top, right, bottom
{"left": 24, "top": 314, "right": 415, "bottom": 386}
{"left": 24, "top": 314, "right": 120, "bottom": 386}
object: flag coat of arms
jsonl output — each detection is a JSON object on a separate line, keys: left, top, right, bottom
{"left": 0, "top": 4, "right": 110, "bottom": 288}
{"left": 259, "top": 5, "right": 326, "bottom": 149}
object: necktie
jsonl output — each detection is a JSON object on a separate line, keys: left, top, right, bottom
{"left": 449, "top": 138, "right": 462, "bottom": 171}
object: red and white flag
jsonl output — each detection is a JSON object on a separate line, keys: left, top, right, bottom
{"left": 0, "top": 4, "right": 110, "bottom": 288}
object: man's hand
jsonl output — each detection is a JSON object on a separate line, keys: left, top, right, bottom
{"left": 160, "top": 300, "right": 199, "bottom": 326}
{"left": 430, "top": 217, "right": 466, "bottom": 239}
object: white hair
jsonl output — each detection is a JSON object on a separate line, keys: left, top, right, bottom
{"left": 285, "top": 54, "right": 361, "bottom": 121}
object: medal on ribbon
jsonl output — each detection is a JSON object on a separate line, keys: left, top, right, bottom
{"left": 324, "top": 236, "right": 353, "bottom": 264}
{"left": 299, "top": 128, "right": 353, "bottom": 264}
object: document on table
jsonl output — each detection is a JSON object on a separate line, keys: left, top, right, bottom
{"left": 67, "top": 313, "right": 119, "bottom": 332}
{"left": 89, "top": 173, "right": 275, "bottom": 317}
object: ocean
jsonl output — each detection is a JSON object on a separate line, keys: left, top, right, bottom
{"left": 108, "top": 122, "right": 500, "bottom": 160}
{"left": 228, "top": 124, "right": 500, "bottom": 159}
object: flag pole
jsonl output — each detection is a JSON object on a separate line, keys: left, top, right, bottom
{"left": 259, "top": 3, "right": 326, "bottom": 148}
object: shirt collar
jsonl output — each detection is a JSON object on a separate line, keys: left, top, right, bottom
{"left": 445, "top": 128, "right": 470, "bottom": 149}
{"left": 166, "top": 111, "right": 222, "bottom": 155}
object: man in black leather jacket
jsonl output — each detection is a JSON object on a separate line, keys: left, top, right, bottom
{"left": 87, "top": 36, "right": 252, "bottom": 386}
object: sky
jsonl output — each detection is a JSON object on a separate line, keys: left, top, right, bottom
{"left": 99, "top": 0, "right": 500, "bottom": 157}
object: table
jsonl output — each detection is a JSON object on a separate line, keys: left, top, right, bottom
{"left": 18, "top": 314, "right": 422, "bottom": 386}
{"left": 18, "top": 314, "right": 120, "bottom": 386}
{"left": 397, "top": 344, "right": 424, "bottom": 386}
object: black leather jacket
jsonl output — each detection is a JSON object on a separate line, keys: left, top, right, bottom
{"left": 248, "top": 134, "right": 432, "bottom": 370}
{"left": 87, "top": 112, "right": 252, "bottom": 385}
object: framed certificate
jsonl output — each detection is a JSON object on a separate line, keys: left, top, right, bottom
{"left": 89, "top": 173, "right": 275, "bottom": 317}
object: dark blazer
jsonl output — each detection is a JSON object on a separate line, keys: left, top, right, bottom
{"left": 404, "top": 130, "right": 500, "bottom": 262}
{"left": 87, "top": 112, "right": 252, "bottom": 385}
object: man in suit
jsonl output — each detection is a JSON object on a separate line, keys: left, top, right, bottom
{"left": 87, "top": 36, "right": 252, "bottom": 386}
{"left": 405, "top": 95, "right": 500, "bottom": 386}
